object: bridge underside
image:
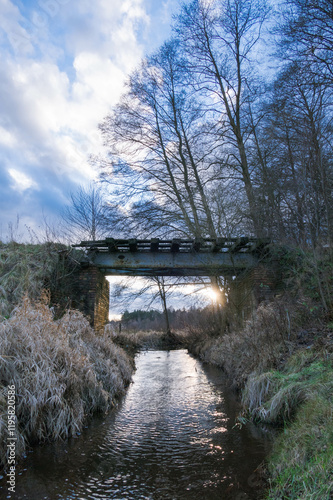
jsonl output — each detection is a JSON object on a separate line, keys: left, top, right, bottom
{"left": 91, "top": 251, "right": 257, "bottom": 276}
{"left": 71, "top": 237, "right": 272, "bottom": 330}
{"left": 75, "top": 237, "right": 268, "bottom": 277}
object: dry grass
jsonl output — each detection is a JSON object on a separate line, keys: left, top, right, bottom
{"left": 0, "top": 242, "right": 65, "bottom": 319}
{"left": 107, "top": 328, "right": 165, "bottom": 349}
{"left": 0, "top": 241, "right": 85, "bottom": 321}
{"left": 186, "top": 298, "right": 296, "bottom": 388}
{"left": 0, "top": 295, "right": 133, "bottom": 471}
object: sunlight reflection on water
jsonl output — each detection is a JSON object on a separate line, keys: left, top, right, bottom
{"left": 1, "top": 349, "right": 272, "bottom": 499}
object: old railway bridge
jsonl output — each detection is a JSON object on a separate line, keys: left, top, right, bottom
{"left": 71, "top": 237, "right": 275, "bottom": 331}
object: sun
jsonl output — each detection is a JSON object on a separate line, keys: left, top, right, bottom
{"left": 205, "top": 288, "right": 220, "bottom": 302}
{"left": 202, "top": 286, "right": 226, "bottom": 305}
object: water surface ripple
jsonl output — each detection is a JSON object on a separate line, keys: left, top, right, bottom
{"left": 2, "top": 349, "right": 271, "bottom": 499}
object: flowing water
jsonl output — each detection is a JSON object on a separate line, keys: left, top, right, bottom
{"left": 1, "top": 349, "right": 272, "bottom": 500}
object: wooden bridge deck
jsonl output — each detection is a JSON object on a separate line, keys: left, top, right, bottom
{"left": 75, "top": 237, "right": 269, "bottom": 253}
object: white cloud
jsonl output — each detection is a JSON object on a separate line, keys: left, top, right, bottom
{"left": 121, "top": 0, "right": 149, "bottom": 19}
{"left": 8, "top": 168, "right": 39, "bottom": 193}
{"left": 0, "top": 0, "right": 178, "bottom": 239}
{"left": 0, "top": 0, "right": 35, "bottom": 55}
{"left": 72, "top": 52, "right": 126, "bottom": 107}
{"left": 0, "top": 126, "right": 17, "bottom": 147}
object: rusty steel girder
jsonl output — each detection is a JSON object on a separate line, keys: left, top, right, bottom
{"left": 73, "top": 237, "right": 270, "bottom": 276}
{"left": 88, "top": 251, "right": 258, "bottom": 276}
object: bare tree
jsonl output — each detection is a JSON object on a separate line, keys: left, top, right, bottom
{"left": 261, "top": 62, "right": 333, "bottom": 247}
{"left": 61, "top": 184, "right": 109, "bottom": 242}
{"left": 276, "top": 0, "right": 333, "bottom": 84}
{"left": 175, "top": 0, "right": 270, "bottom": 236}
{"left": 99, "top": 40, "right": 238, "bottom": 239}
{"left": 154, "top": 277, "right": 172, "bottom": 334}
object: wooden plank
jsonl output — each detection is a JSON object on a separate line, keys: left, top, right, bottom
{"left": 73, "top": 237, "right": 269, "bottom": 256}
{"left": 249, "top": 238, "right": 271, "bottom": 254}
{"left": 212, "top": 237, "right": 226, "bottom": 252}
{"left": 192, "top": 238, "right": 204, "bottom": 252}
{"left": 105, "top": 238, "right": 118, "bottom": 252}
{"left": 75, "top": 240, "right": 106, "bottom": 247}
{"left": 230, "top": 237, "right": 249, "bottom": 253}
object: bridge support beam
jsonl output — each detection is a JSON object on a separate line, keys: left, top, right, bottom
{"left": 72, "top": 265, "right": 109, "bottom": 332}
{"left": 91, "top": 250, "right": 258, "bottom": 276}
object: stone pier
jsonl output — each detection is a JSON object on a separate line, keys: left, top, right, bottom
{"left": 71, "top": 265, "right": 109, "bottom": 332}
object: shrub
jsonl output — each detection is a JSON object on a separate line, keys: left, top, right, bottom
{"left": 186, "top": 297, "right": 298, "bottom": 388}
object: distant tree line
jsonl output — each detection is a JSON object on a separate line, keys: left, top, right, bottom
{"left": 120, "top": 306, "right": 218, "bottom": 333}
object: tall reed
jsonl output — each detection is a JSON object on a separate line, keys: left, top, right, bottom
{"left": 0, "top": 296, "right": 133, "bottom": 470}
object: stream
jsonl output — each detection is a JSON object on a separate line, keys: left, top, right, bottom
{"left": 1, "top": 349, "right": 272, "bottom": 499}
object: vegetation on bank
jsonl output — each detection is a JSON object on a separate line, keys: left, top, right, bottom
{"left": 0, "top": 295, "right": 133, "bottom": 472}
{"left": 244, "top": 348, "right": 333, "bottom": 499}
{"left": 186, "top": 302, "right": 332, "bottom": 499}
{"left": 109, "top": 327, "right": 189, "bottom": 353}
{"left": 0, "top": 241, "right": 61, "bottom": 319}
{"left": 0, "top": 242, "right": 134, "bottom": 473}
{"left": 109, "top": 328, "right": 172, "bottom": 351}
{"left": 0, "top": 241, "right": 83, "bottom": 321}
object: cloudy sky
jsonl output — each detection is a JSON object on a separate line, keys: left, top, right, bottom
{"left": 0, "top": 0, "right": 184, "bottom": 241}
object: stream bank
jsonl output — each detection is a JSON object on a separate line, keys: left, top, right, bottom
{"left": 181, "top": 300, "right": 333, "bottom": 500}
{"left": 113, "top": 296, "right": 333, "bottom": 499}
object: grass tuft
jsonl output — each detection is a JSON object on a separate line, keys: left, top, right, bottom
{"left": 241, "top": 347, "right": 333, "bottom": 499}
{"left": 0, "top": 296, "right": 133, "bottom": 471}
{"left": 266, "top": 395, "right": 333, "bottom": 499}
